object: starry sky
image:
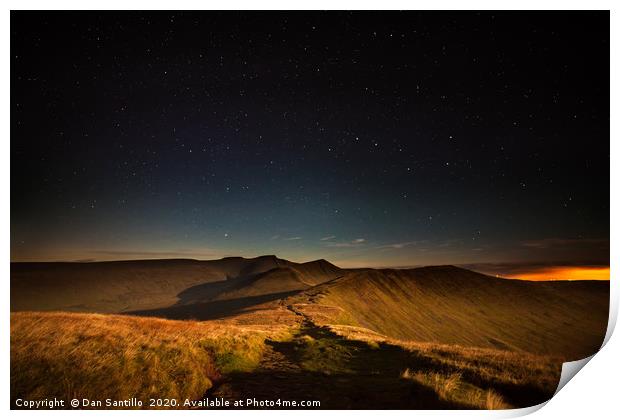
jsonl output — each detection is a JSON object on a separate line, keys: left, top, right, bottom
{"left": 11, "top": 11, "right": 610, "bottom": 274}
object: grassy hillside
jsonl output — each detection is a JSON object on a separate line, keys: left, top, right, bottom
{"left": 11, "top": 310, "right": 562, "bottom": 409}
{"left": 10, "top": 259, "right": 608, "bottom": 409}
{"left": 214, "top": 261, "right": 343, "bottom": 300}
{"left": 12, "top": 259, "right": 608, "bottom": 360}
{"left": 10, "top": 256, "right": 343, "bottom": 314}
{"left": 323, "top": 324, "right": 562, "bottom": 409}
{"left": 216, "top": 267, "right": 311, "bottom": 300}
{"left": 295, "top": 259, "right": 344, "bottom": 285}
{"left": 290, "top": 266, "right": 608, "bottom": 360}
{"left": 11, "top": 259, "right": 240, "bottom": 313}
{"left": 10, "top": 311, "right": 292, "bottom": 407}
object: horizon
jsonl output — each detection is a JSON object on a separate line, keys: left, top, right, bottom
{"left": 9, "top": 253, "right": 610, "bottom": 281}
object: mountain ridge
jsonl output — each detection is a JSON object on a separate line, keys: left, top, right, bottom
{"left": 10, "top": 255, "right": 343, "bottom": 313}
{"left": 287, "top": 266, "right": 608, "bottom": 359}
{"left": 10, "top": 256, "right": 608, "bottom": 360}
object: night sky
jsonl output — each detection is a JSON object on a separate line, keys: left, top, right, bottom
{"left": 11, "top": 11, "right": 610, "bottom": 273}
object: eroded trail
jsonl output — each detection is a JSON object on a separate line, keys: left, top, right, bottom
{"left": 202, "top": 308, "right": 467, "bottom": 409}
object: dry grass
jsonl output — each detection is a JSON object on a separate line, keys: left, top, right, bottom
{"left": 401, "top": 369, "right": 509, "bottom": 409}
{"left": 11, "top": 311, "right": 291, "bottom": 408}
{"left": 328, "top": 324, "right": 561, "bottom": 409}
{"left": 485, "top": 389, "right": 509, "bottom": 410}
{"left": 10, "top": 261, "right": 604, "bottom": 410}
{"left": 12, "top": 311, "right": 563, "bottom": 409}
{"left": 299, "top": 267, "right": 608, "bottom": 361}
{"left": 397, "top": 339, "right": 563, "bottom": 396}
{"left": 401, "top": 369, "right": 462, "bottom": 399}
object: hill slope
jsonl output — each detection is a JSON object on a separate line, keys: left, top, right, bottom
{"left": 289, "top": 266, "right": 609, "bottom": 360}
{"left": 10, "top": 256, "right": 343, "bottom": 313}
{"left": 11, "top": 310, "right": 562, "bottom": 409}
{"left": 10, "top": 311, "right": 293, "bottom": 407}
{"left": 10, "top": 259, "right": 609, "bottom": 409}
{"left": 11, "top": 259, "right": 607, "bottom": 360}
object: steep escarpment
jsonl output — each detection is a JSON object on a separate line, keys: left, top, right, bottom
{"left": 291, "top": 266, "right": 608, "bottom": 360}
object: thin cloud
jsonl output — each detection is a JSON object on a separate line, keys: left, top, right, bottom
{"left": 376, "top": 241, "right": 421, "bottom": 250}
{"left": 91, "top": 249, "right": 224, "bottom": 260}
{"left": 326, "top": 238, "right": 366, "bottom": 248}
{"left": 521, "top": 238, "right": 608, "bottom": 249}
{"left": 320, "top": 235, "right": 336, "bottom": 241}
{"left": 437, "top": 239, "right": 461, "bottom": 248}
{"left": 284, "top": 236, "right": 302, "bottom": 241}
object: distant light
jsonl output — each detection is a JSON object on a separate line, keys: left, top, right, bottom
{"left": 506, "top": 266, "right": 609, "bottom": 281}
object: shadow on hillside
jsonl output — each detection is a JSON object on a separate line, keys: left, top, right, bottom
{"left": 203, "top": 321, "right": 555, "bottom": 409}
{"left": 205, "top": 321, "right": 477, "bottom": 409}
{"left": 125, "top": 291, "right": 298, "bottom": 321}
{"left": 175, "top": 271, "right": 275, "bottom": 305}
{"left": 395, "top": 344, "right": 556, "bottom": 408}
{"left": 204, "top": 323, "right": 470, "bottom": 409}
{"left": 175, "top": 279, "right": 232, "bottom": 305}
{"left": 125, "top": 267, "right": 306, "bottom": 321}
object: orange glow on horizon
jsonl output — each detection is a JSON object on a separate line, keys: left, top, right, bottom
{"left": 505, "top": 266, "right": 610, "bottom": 281}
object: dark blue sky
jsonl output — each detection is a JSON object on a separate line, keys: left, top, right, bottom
{"left": 11, "top": 11, "right": 609, "bottom": 268}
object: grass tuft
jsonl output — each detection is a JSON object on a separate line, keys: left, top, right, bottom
{"left": 485, "top": 389, "right": 509, "bottom": 410}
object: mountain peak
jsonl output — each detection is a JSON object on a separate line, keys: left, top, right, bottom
{"left": 256, "top": 254, "right": 278, "bottom": 259}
